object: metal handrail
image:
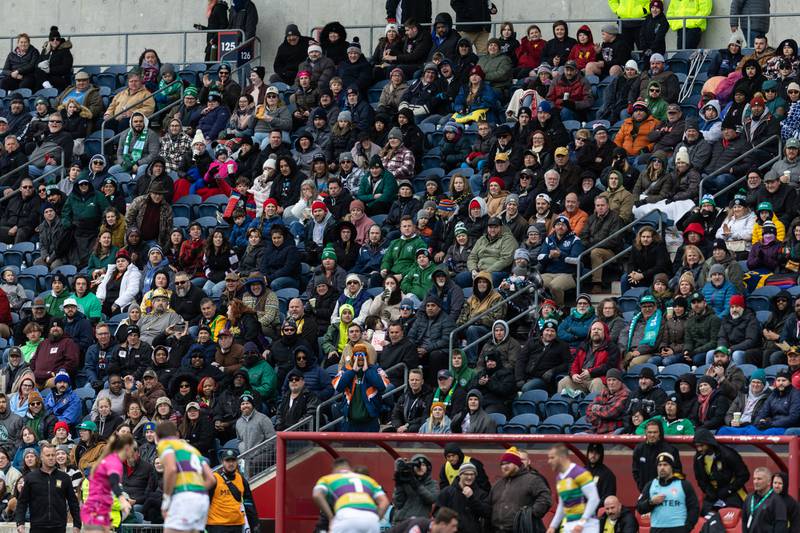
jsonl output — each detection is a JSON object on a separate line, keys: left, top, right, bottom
{"left": 3, "top": 29, "right": 246, "bottom": 68}
{"left": 447, "top": 284, "right": 536, "bottom": 359}
{"left": 458, "top": 291, "right": 540, "bottom": 356}
{"left": 314, "top": 361, "right": 409, "bottom": 430}
{"left": 708, "top": 148, "right": 785, "bottom": 203}
{"left": 698, "top": 134, "right": 780, "bottom": 201}
{"left": 0, "top": 151, "right": 65, "bottom": 206}
{"left": 575, "top": 210, "right": 664, "bottom": 295}
{"left": 99, "top": 79, "right": 183, "bottom": 148}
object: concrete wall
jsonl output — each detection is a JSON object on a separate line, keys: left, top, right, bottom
{"left": 0, "top": 0, "right": 795, "bottom": 72}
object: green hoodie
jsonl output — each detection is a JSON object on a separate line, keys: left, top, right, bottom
{"left": 381, "top": 234, "right": 428, "bottom": 278}
{"left": 400, "top": 261, "right": 437, "bottom": 300}
{"left": 449, "top": 349, "right": 475, "bottom": 389}
{"left": 636, "top": 415, "right": 695, "bottom": 436}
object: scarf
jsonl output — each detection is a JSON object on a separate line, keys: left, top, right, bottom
{"left": 122, "top": 127, "right": 149, "bottom": 165}
{"left": 697, "top": 391, "right": 713, "bottom": 423}
{"left": 433, "top": 386, "right": 455, "bottom": 406}
{"left": 741, "top": 390, "right": 762, "bottom": 423}
{"left": 627, "top": 309, "right": 663, "bottom": 350}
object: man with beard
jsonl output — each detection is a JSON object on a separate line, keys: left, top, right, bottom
{"left": 380, "top": 322, "right": 420, "bottom": 388}
{"left": 624, "top": 367, "right": 668, "bottom": 432}
{"left": 275, "top": 368, "right": 318, "bottom": 430}
{"left": 435, "top": 463, "right": 490, "bottom": 533}
{"left": 489, "top": 447, "right": 552, "bottom": 533}
{"left": 632, "top": 420, "right": 683, "bottom": 491}
{"left": 169, "top": 271, "right": 205, "bottom": 324}
{"left": 407, "top": 296, "right": 456, "bottom": 383}
{"left": 532, "top": 170, "right": 567, "bottom": 215}
{"left": 108, "top": 325, "right": 153, "bottom": 381}
{"left": 586, "top": 443, "right": 616, "bottom": 502}
{"left": 636, "top": 453, "right": 699, "bottom": 533}
{"left": 109, "top": 111, "right": 159, "bottom": 175}
{"left": 90, "top": 373, "right": 127, "bottom": 418}
{"left": 586, "top": 368, "right": 631, "bottom": 434}
{"left": 691, "top": 428, "right": 749, "bottom": 512}
{"left": 703, "top": 344, "right": 747, "bottom": 401}
{"left": 137, "top": 289, "right": 181, "bottom": 345}
{"left": 714, "top": 295, "right": 761, "bottom": 366}
{"left": 287, "top": 297, "right": 319, "bottom": 353}
{"left": 29, "top": 318, "right": 79, "bottom": 387}
{"left": 517, "top": 319, "right": 570, "bottom": 393}
{"left": 42, "top": 369, "right": 81, "bottom": 426}
{"left": 560, "top": 320, "right": 619, "bottom": 394}
{"left": 61, "top": 297, "right": 93, "bottom": 354}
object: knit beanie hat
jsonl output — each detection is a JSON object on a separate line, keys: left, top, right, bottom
{"left": 500, "top": 446, "right": 524, "bottom": 467}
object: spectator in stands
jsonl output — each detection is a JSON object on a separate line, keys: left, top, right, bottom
{"left": 516, "top": 319, "right": 569, "bottom": 392}
{"left": 622, "top": 294, "right": 666, "bottom": 368}
{"left": 275, "top": 368, "right": 317, "bottom": 431}
{"left": 428, "top": 13, "right": 460, "bottom": 62}
{"left": 585, "top": 368, "right": 630, "bottom": 434}
{"left": 624, "top": 225, "right": 670, "bottom": 292}
{"left": 615, "top": 100, "right": 658, "bottom": 157}
{"left": 765, "top": 138, "right": 800, "bottom": 185}
{"left": 450, "top": 0, "right": 495, "bottom": 56}
{"left": 0, "top": 33, "right": 39, "bottom": 91}
{"left": 408, "top": 296, "right": 456, "bottom": 382}
{"left": 580, "top": 195, "right": 624, "bottom": 293}
{"left": 632, "top": 419, "right": 683, "bottom": 491}
{"left": 54, "top": 70, "right": 102, "bottom": 120}
{"left": 271, "top": 25, "right": 310, "bottom": 85}
{"left": 599, "top": 496, "right": 637, "bottom": 533}
{"left": 29, "top": 318, "right": 79, "bottom": 387}
{"left": 742, "top": 467, "right": 789, "bottom": 533}
{"left": 636, "top": 452, "right": 699, "bottom": 533}
{"left": 0, "top": 177, "right": 39, "bottom": 244}
{"left": 710, "top": 35, "right": 746, "bottom": 78}
{"left": 430, "top": 369, "right": 467, "bottom": 421}
{"left": 722, "top": 369, "right": 800, "bottom": 435}
{"left": 388, "top": 368, "right": 430, "bottom": 433}
{"left": 235, "top": 391, "right": 273, "bottom": 454}
{"left": 548, "top": 60, "right": 594, "bottom": 122}
{"left": 541, "top": 20, "right": 576, "bottom": 70}
{"left": 692, "top": 428, "right": 749, "bottom": 512}
{"left": 559, "top": 320, "right": 620, "bottom": 396}
{"left": 625, "top": 366, "right": 668, "bottom": 430}
{"left": 722, "top": 369, "right": 770, "bottom": 431}
{"left": 557, "top": 294, "right": 595, "bottom": 349}
{"left": 103, "top": 69, "right": 154, "bottom": 133}
{"left": 32, "top": 27, "right": 72, "bottom": 92}
{"left": 333, "top": 344, "right": 390, "bottom": 432}
{"left": 695, "top": 375, "right": 730, "bottom": 430}
{"left": 489, "top": 446, "right": 552, "bottom": 533}
{"left": 451, "top": 389, "right": 497, "bottom": 433}
{"left": 638, "top": 0, "right": 668, "bottom": 61}
{"left": 198, "top": 90, "right": 231, "bottom": 143}
{"left": 536, "top": 215, "right": 583, "bottom": 306}
{"left": 714, "top": 293, "right": 761, "bottom": 366}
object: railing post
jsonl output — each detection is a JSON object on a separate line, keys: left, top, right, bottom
{"left": 790, "top": 436, "right": 799, "bottom": 500}
{"left": 275, "top": 433, "right": 287, "bottom": 533}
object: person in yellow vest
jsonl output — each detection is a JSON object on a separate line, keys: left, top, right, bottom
{"left": 80, "top": 474, "right": 124, "bottom": 530}
{"left": 437, "top": 443, "right": 491, "bottom": 493}
{"left": 607, "top": 0, "right": 650, "bottom": 52}
{"left": 208, "top": 448, "right": 260, "bottom": 533}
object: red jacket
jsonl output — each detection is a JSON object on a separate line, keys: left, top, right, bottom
{"left": 547, "top": 73, "right": 594, "bottom": 111}
{"left": 0, "top": 289, "right": 10, "bottom": 326}
{"left": 569, "top": 322, "right": 620, "bottom": 383}
{"left": 179, "top": 238, "right": 206, "bottom": 278}
{"left": 515, "top": 38, "right": 545, "bottom": 70}
{"left": 567, "top": 26, "right": 597, "bottom": 70}
{"left": 30, "top": 337, "right": 80, "bottom": 384}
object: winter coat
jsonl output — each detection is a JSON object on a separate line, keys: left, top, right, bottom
{"left": 701, "top": 280, "right": 738, "bottom": 319}
{"left": 632, "top": 435, "right": 683, "bottom": 491}
{"left": 392, "top": 467, "right": 439, "bottom": 524}
{"left": 96, "top": 263, "right": 142, "bottom": 312}
{"left": 755, "top": 386, "right": 800, "bottom": 428}
{"left": 615, "top": 114, "right": 659, "bottom": 156}
{"left": 407, "top": 309, "right": 456, "bottom": 354}
{"left": 516, "top": 337, "right": 570, "bottom": 388}
{"left": 718, "top": 309, "right": 760, "bottom": 353}
{"left": 436, "top": 477, "right": 491, "bottom": 533}
{"left": 683, "top": 308, "right": 722, "bottom": 355}
{"left": 467, "top": 228, "right": 517, "bottom": 273}
{"left": 692, "top": 428, "right": 749, "bottom": 507}
{"left": 489, "top": 467, "right": 553, "bottom": 531}
{"left": 125, "top": 195, "right": 173, "bottom": 248}
{"left": 537, "top": 230, "right": 584, "bottom": 275}
{"left": 587, "top": 384, "right": 631, "bottom": 434}
{"left": 477, "top": 52, "right": 512, "bottom": 93}
{"left": 390, "top": 385, "right": 431, "bottom": 432}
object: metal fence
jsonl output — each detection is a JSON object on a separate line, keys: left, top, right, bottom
{"left": 235, "top": 415, "right": 315, "bottom": 480}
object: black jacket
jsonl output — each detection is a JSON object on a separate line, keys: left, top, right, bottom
{"left": 180, "top": 416, "right": 215, "bottom": 459}
{"left": 122, "top": 458, "right": 157, "bottom": 502}
{"left": 515, "top": 337, "right": 570, "bottom": 389}
{"left": 450, "top": 0, "right": 493, "bottom": 32}
{"left": 170, "top": 284, "right": 205, "bottom": 324}
{"left": 435, "top": 476, "right": 491, "bottom": 533}
{"left": 379, "top": 338, "right": 420, "bottom": 387}
{"left": 626, "top": 386, "right": 668, "bottom": 431}
{"left": 0, "top": 192, "right": 40, "bottom": 232}
{"left": 599, "top": 507, "right": 638, "bottom": 533}
{"left": 390, "top": 385, "right": 432, "bottom": 432}
{"left": 275, "top": 387, "right": 319, "bottom": 431}
{"left": 272, "top": 29, "right": 311, "bottom": 84}
{"left": 542, "top": 36, "right": 578, "bottom": 66}
{"left": 692, "top": 429, "right": 749, "bottom": 508}
{"left": 742, "top": 490, "right": 789, "bottom": 533}
{"left": 15, "top": 467, "right": 81, "bottom": 528}
{"left": 386, "top": 0, "right": 432, "bottom": 26}
{"left": 632, "top": 425, "right": 683, "bottom": 491}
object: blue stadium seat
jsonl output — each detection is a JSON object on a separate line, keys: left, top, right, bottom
{"left": 764, "top": 365, "right": 787, "bottom": 379}
{"left": 194, "top": 216, "right": 219, "bottom": 230}
{"left": 172, "top": 205, "right": 192, "bottom": 220}
{"left": 368, "top": 80, "right": 389, "bottom": 103}
{"left": 502, "top": 413, "right": 539, "bottom": 434}
{"left": 746, "top": 295, "right": 771, "bottom": 312}
{"left": 543, "top": 394, "right": 571, "bottom": 417}
{"left": 489, "top": 412, "right": 507, "bottom": 431}
{"left": 536, "top": 413, "right": 573, "bottom": 434}
{"left": 197, "top": 202, "right": 223, "bottom": 219}
{"left": 755, "top": 310, "right": 771, "bottom": 325}
{"left": 17, "top": 274, "right": 38, "bottom": 293}
{"left": 512, "top": 389, "right": 548, "bottom": 417}
{"left": 574, "top": 392, "right": 599, "bottom": 418}
{"left": 737, "top": 364, "right": 757, "bottom": 378}
{"left": 173, "top": 216, "right": 190, "bottom": 229}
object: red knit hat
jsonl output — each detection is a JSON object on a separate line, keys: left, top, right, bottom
{"left": 500, "top": 446, "right": 524, "bottom": 467}
{"left": 54, "top": 421, "right": 69, "bottom": 434}
{"left": 730, "top": 294, "right": 746, "bottom": 308}
{"left": 263, "top": 198, "right": 278, "bottom": 209}
{"left": 488, "top": 176, "right": 505, "bottom": 189}
{"left": 311, "top": 200, "right": 327, "bottom": 212}
{"left": 469, "top": 65, "right": 485, "bottom": 79}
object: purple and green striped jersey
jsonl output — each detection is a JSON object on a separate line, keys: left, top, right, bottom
{"left": 314, "top": 472, "right": 386, "bottom": 513}
{"left": 556, "top": 463, "right": 596, "bottom": 521}
{"left": 157, "top": 438, "right": 207, "bottom": 494}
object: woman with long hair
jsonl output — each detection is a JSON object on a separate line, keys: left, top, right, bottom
{"left": 202, "top": 229, "right": 239, "bottom": 295}
{"left": 367, "top": 275, "right": 403, "bottom": 321}
{"left": 87, "top": 230, "right": 120, "bottom": 280}
{"left": 92, "top": 397, "right": 123, "bottom": 441}
{"left": 80, "top": 433, "right": 135, "bottom": 532}
{"left": 624, "top": 226, "right": 671, "bottom": 292}
{"left": 226, "top": 299, "right": 261, "bottom": 346}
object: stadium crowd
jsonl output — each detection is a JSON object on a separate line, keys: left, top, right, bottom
{"left": 0, "top": 0, "right": 798, "bottom": 529}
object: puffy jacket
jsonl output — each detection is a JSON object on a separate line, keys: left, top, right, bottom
{"left": 755, "top": 385, "right": 800, "bottom": 428}
{"left": 558, "top": 307, "right": 596, "bottom": 348}
{"left": 467, "top": 227, "right": 517, "bottom": 273}
{"left": 42, "top": 386, "right": 82, "bottom": 427}
{"left": 548, "top": 72, "right": 594, "bottom": 112}
{"left": 458, "top": 273, "right": 505, "bottom": 327}
{"left": 668, "top": 0, "right": 713, "bottom": 30}
{"left": 707, "top": 134, "right": 751, "bottom": 176}
{"left": 684, "top": 308, "right": 722, "bottom": 355}
{"left": 489, "top": 467, "right": 552, "bottom": 531}
{"left": 516, "top": 338, "right": 570, "bottom": 387}
{"left": 408, "top": 309, "right": 456, "bottom": 353}
{"left": 1, "top": 46, "right": 39, "bottom": 78}
{"left": 614, "top": 114, "right": 659, "bottom": 156}
{"left": 701, "top": 280, "right": 738, "bottom": 319}
{"left": 477, "top": 52, "right": 512, "bottom": 92}
{"left": 608, "top": 0, "right": 650, "bottom": 20}
{"left": 259, "top": 226, "right": 300, "bottom": 282}
{"left": 453, "top": 82, "right": 500, "bottom": 123}
{"left": 356, "top": 168, "right": 398, "bottom": 208}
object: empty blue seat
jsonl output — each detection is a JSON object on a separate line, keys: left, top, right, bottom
{"left": 194, "top": 216, "right": 219, "bottom": 229}
{"left": 536, "top": 413, "right": 573, "bottom": 434}
{"left": 512, "top": 389, "right": 548, "bottom": 417}
{"left": 489, "top": 412, "right": 507, "bottom": 431}
{"left": 543, "top": 394, "right": 572, "bottom": 417}
{"left": 502, "top": 413, "right": 540, "bottom": 434}
{"left": 737, "top": 364, "right": 757, "bottom": 378}
{"left": 172, "top": 205, "right": 192, "bottom": 220}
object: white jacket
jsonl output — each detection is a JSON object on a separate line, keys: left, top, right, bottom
{"left": 97, "top": 264, "right": 142, "bottom": 311}
{"left": 715, "top": 210, "right": 756, "bottom": 250}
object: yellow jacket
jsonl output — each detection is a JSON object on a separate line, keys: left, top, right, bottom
{"left": 752, "top": 215, "right": 785, "bottom": 244}
{"left": 608, "top": 0, "right": 650, "bottom": 20}
{"left": 81, "top": 477, "right": 122, "bottom": 528}
{"left": 667, "top": 0, "right": 713, "bottom": 31}
{"left": 106, "top": 87, "right": 155, "bottom": 118}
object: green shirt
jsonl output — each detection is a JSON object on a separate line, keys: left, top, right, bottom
{"left": 636, "top": 416, "right": 695, "bottom": 436}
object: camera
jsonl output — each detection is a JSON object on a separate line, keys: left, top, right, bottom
{"left": 394, "top": 459, "right": 415, "bottom": 483}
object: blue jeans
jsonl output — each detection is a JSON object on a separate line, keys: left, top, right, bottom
{"left": 469, "top": 173, "right": 484, "bottom": 195}
{"left": 454, "top": 270, "right": 505, "bottom": 288}
{"left": 717, "top": 425, "right": 786, "bottom": 436}
{"left": 521, "top": 378, "right": 547, "bottom": 392}
{"left": 202, "top": 280, "right": 226, "bottom": 298}
{"left": 648, "top": 353, "right": 686, "bottom": 366}
{"left": 28, "top": 164, "right": 60, "bottom": 179}
{"left": 270, "top": 276, "right": 299, "bottom": 290}
{"left": 560, "top": 107, "right": 578, "bottom": 122}
{"left": 465, "top": 324, "right": 490, "bottom": 364}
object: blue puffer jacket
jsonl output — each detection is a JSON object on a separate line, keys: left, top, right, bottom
{"left": 701, "top": 280, "right": 737, "bottom": 318}
{"left": 453, "top": 81, "right": 500, "bottom": 124}
{"left": 755, "top": 386, "right": 800, "bottom": 428}
{"left": 198, "top": 105, "right": 231, "bottom": 141}
{"left": 352, "top": 241, "right": 387, "bottom": 275}
{"left": 43, "top": 386, "right": 82, "bottom": 426}
{"left": 229, "top": 217, "right": 254, "bottom": 251}
{"left": 558, "top": 307, "right": 597, "bottom": 348}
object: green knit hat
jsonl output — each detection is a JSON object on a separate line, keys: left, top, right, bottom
{"left": 321, "top": 247, "right": 337, "bottom": 261}
{"left": 183, "top": 86, "right": 199, "bottom": 98}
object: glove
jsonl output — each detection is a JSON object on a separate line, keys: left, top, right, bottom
{"left": 91, "top": 380, "right": 104, "bottom": 392}
{"left": 634, "top": 200, "right": 645, "bottom": 207}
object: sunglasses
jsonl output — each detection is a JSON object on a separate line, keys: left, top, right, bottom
{"left": 296, "top": 355, "right": 307, "bottom": 361}
{"left": 289, "top": 376, "right": 303, "bottom": 382}
{"left": 175, "top": 280, "right": 189, "bottom": 285}
{"left": 29, "top": 402, "right": 42, "bottom": 406}
{"left": 400, "top": 305, "right": 412, "bottom": 310}
{"left": 283, "top": 327, "right": 296, "bottom": 332}
{"left": 266, "top": 94, "right": 278, "bottom": 98}
{"left": 649, "top": 89, "right": 660, "bottom": 93}
{"left": 48, "top": 120, "right": 63, "bottom": 124}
